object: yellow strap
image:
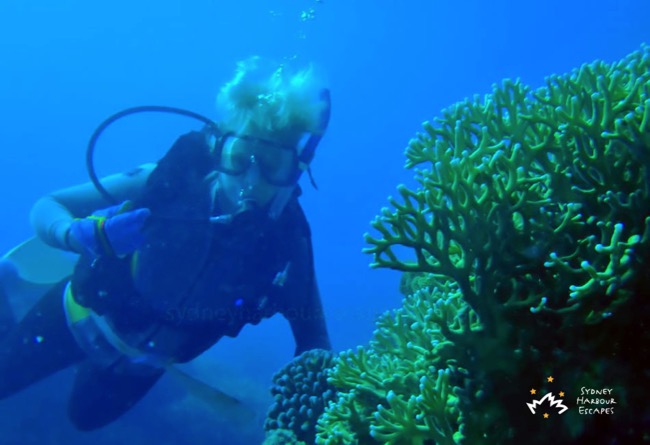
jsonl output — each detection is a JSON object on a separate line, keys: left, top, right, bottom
{"left": 63, "top": 282, "right": 91, "bottom": 324}
{"left": 87, "top": 215, "right": 115, "bottom": 257}
{"left": 131, "top": 250, "right": 140, "bottom": 277}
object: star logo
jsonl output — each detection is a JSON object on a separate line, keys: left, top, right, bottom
{"left": 526, "top": 374, "right": 569, "bottom": 416}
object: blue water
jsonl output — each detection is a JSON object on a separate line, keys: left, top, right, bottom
{"left": 0, "top": 1, "right": 648, "bottom": 444}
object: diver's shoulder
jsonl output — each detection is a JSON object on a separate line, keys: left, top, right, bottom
{"left": 123, "top": 162, "right": 157, "bottom": 178}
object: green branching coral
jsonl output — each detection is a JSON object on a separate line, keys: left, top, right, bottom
{"left": 400, "top": 271, "right": 441, "bottom": 295}
{"left": 265, "top": 349, "right": 337, "bottom": 445}
{"left": 365, "top": 45, "right": 650, "bottom": 333}
{"left": 316, "top": 283, "right": 469, "bottom": 445}
{"left": 320, "top": 45, "right": 650, "bottom": 444}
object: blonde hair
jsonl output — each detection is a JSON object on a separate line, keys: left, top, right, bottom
{"left": 216, "top": 57, "right": 326, "bottom": 145}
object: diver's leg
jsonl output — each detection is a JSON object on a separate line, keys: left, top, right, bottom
{"left": 0, "top": 279, "right": 86, "bottom": 399}
{"left": 67, "top": 359, "right": 165, "bottom": 431}
{"left": 0, "top": 283, "right": 14, "bottom": 339}
{"left": 0, "top": 258, "right": 18, "bottom": 339}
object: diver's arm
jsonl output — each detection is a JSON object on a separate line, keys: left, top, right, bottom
{"left": 288, "top": 276, "right": 332, "bottom": 356}
{"left": 30, "top": 164, "right": 156, "bottom": 252}
{"left": 284, "top": 236, "right": 332, "bottom": 356}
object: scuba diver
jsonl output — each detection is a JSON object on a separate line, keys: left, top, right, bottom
{"left": 0, "top": 56, "right": 332, "bottom": 431}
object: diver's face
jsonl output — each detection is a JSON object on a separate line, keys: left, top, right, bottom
{"left": 217, "top": 163, "right": 280, "bottom": 213}
{"left": 215, "top": 134, "right": 297, "bottom": 213}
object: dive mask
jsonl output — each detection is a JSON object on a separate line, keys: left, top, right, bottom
{"left": 214, "top": 133, "right": 300, "bottom": 187}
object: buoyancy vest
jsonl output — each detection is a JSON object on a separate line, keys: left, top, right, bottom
{"left": 70, "top": 131, "right": 313, "bottom": 362}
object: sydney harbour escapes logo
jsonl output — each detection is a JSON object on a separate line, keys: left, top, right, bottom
{"left": 526, "top": 375, "right": 618, "bottom": 418}
{"left": 526, "top": 376, "right": 569, "bottom": 418}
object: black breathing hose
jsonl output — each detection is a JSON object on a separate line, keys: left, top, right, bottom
{"left": 86, "top": 105, "right": 219, "bottom": 204}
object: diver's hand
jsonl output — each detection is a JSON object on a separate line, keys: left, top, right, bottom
{"left": 68, "top": 202, "right": 151, "bottom": 258}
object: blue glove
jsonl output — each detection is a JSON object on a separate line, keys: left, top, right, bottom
{"left": 68, "top": 202, "right": 151, "bottom": 258}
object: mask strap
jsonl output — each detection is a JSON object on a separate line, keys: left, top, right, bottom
{"left": 295, "top": 88, "right": 331, "bottom": 179}
{"left": 306, "top": 167, "right": 318, "bottom": 190}
{"left": 267, "top": 88, "right": 331, "bottom": 219}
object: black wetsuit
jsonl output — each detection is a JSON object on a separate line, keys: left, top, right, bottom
{"left": 0, "top": 132, "right": 331, "bottom": 430}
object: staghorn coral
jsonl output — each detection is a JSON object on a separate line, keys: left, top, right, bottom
{"left": 319, "top": 45, "right": 650, "bottom": 444}
{"left": 264, "top": 349, "right": 337, "bottom": 444}
{"left": 365, "top": 46, "right": 650, "bottom": 333}
{"left": 317, "top": 281, "right": 469, "bottom": 445}
{"left": 400, "top": 271, "right": 441, "bottom": 296}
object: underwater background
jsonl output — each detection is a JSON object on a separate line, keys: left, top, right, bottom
{"left": 1, "top": 0, "right": 649, "bottom": 444}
